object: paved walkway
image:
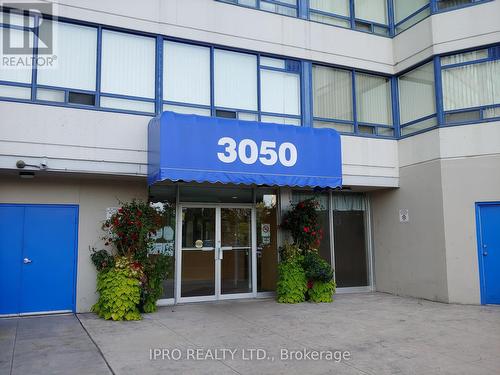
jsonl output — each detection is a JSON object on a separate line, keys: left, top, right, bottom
{"left": 2, "top": 293, "right": 499, "bottom": 374}
{"left": 0, "top": 314, "right": 111, "bottom": 375}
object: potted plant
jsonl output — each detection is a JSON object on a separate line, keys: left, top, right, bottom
{"left": 90, "top": 199, "right": 170, "bottom": 320}
{"left": 277, "top": 198, "right": 336, "bottom": 304}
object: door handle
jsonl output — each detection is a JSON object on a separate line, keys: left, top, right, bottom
{"left": 23, "top": 257, "right": 32, "bottom": 264}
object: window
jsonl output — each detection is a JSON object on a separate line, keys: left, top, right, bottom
{"left": 355, "top": 73, "right": 392, "bottom": 129}
{"left": 398, "top": 62, "right": 437, "bottom": 135}
{"left": 312, "top": 66, "right": 393, "bottom": 136}
{"left": 36, "top": 21, "right": 97, "bottom": 105}
{"left": 100, "top": 30, "right": 156, "bottom": 112}
{"left": 37, "top": 22, "right": 96, "bottom": 91}
{"left": 353, "top": 0, "right": 389, "bottom": 35}
{"left": 260, "top": 0, "right": 298, "bottom": 16}
{"left": 214, "top": 49, "right": 258, "bottom": 112}
{"left": 0, "top": 12, "right": 34, "bottom": 100}
{"left": 394, "top": 0, "right": 430, "bottom": 33}
{"left": 163, "top": 41, "right": 210, "bottom": 113}
{"left": 309, "top": 0, "right": 389, "bottom": 36}
{"left": 441, "top": 48, "right": 500, "bottom": 123}
{"left": 220, "top": 0, "right": 298, "bottom": 16}
{"left": 260, "top": 57, "right": 301, "bottom": 123}
{"left": 312, "top": 65, "right": 353, "bottom": 132}
{"left": 436, "top": 0, "right": 487, "bottom": 10}
{"left": 309, "top": 0, "right": 351, "bottom": 28}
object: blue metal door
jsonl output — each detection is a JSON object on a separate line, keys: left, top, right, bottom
{"left": 0, "top": 204, "right": 78, "bottom": 315}
{"left": 476, "top": 203, "right": 500, "bottom": 304}
{"left": 0, "top": 206, "right": 24, "bottom": 314}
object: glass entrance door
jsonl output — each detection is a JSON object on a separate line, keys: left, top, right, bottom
{"left": 180, "top": 207, "right": 216, "bottom": 299}
{"left": 177, "top": 205, "right": 255, "bottom": 302}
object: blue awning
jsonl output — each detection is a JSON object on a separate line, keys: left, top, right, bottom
{"left": 148, "top": 112, "right": 342, "bottom": 188}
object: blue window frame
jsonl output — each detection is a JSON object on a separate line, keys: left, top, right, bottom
{"left": 397, "top": 60, "right": 438, "bottom": 136}
{"left": 1, "top": 5, "right": 498, "bottom": 141}
{"left": 439, "top": 46, "right": 500, "bottom": 126}
{"left": 161, "top": 41, "right": 302, "bottom": 125}
{"left": 0, "top": 9, "right": 35, "bottom": 100}
{"left": 217, "top": 0, "right": 492, "bottom": 37}
{"left": 307, "top": 0, "right": 391, "bottom": 36}
{"left": 396, "top": 43, "right": 500, "bottom": 138}
{"left": 393, "top": 0, "right": 431, "bottom": 34}
{"left": 218, "top": 0, "right": 298, "bottom": 17}
{"left": 311, "top": 64, "right": 395, "bottom": 137}
{"left": 433, "top": 0, "right": 492, "bottom": 12}
{"left": 0, "top": 8, "right": 160, "bottom": 116}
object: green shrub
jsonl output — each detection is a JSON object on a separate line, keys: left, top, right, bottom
{"left": 90, "top": 249, "right": 115, "bottom": 272}
{"left": 302, "top": 251, "right": 333, "bottom": 283}
{"left": 308, "top": 280, "right": 336, "bottom": 303}
{"left": 141, "top": 254, "right": 171, "bottom": 313}
{"left": 279, "top": 242, "right": 302, "bottom": 262}
{"left": 276, "top": 258, "right": 307, "bottom": 303}
{"left": 92, "top": 268, "right": 141, "bottom": 321}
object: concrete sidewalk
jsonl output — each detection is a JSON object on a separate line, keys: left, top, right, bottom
{"left": 2, "top": 293, "right": 500, "bottom": 374}
{"left": 0, "top": 314, "right": 111, "bottom": 375}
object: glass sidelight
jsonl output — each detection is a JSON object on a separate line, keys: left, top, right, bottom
{"left": 333, "top": 210, "right": 368, "bottom": 287}
{"left": 332, "top": 193, "right": 369, "bottom": 288}
{"left": 256, "top": 189, "right": 278, "bottom": 292}
{"left": 220, "top": 208, "right": 252, "bottom": 295}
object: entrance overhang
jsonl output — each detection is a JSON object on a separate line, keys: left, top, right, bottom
{"left": 147, "top": 112, "right": 342, "bottom": 188}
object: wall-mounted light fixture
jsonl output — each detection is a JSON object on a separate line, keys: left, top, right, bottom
{"left": 16, "top": 158, "right": 48, "bottom": 170}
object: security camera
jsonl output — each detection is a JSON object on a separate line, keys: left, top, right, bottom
{"left": 16, "top": 160, "right": 26, "bottom": 169}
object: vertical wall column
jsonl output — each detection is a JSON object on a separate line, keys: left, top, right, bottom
{"left": 155, "top": 36, "right": 163, "bottom": 115}
{"left": 301, "top": 61, "right": 313, "bottom": 127}
{"left": 433, "top": 56, "right": 445, "bottom": 126}
{"left": 297, "top": 0, "right": 309, "bottom": 19}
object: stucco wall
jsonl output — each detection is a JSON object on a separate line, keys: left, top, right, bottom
{"left": 0, "top": 174, "right": 147, "bottom": 312}
{"left": 437, "top": 121, "right": 500, "bottom": 304}
{"left": 371, "top": 122, "right": 500, "bottom": 304}
{"left": 0, "top": 101, "right": 399, "bottom": 188}
{"left": 370, "top": 160, "right": 449, "bottom": 302}
{"left": 440, "top": 155, "right": 500, "bottom": 304}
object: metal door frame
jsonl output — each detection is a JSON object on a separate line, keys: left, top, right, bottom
{"left": 475, "top": 201, "right": 500, "bottom": 305}
{"left": 175, "top": 203, "right": 257, "bottom": 303}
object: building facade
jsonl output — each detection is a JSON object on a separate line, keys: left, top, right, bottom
{"left": 0, "top": 0, "right": 499, "bottom": 314}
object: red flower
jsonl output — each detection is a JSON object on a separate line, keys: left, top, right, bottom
{"left": 118, "top": 208, "right": 123, "bottom": 213}
{"left": 307, "top": 280, "right": 314, "bottom": 289}
{"left": 303, "top": 226, "right": 309, "bottom": 232}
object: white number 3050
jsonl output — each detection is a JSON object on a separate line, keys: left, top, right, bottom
{"left": 217, "top": 137, "right": 297, "bottom": 167}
